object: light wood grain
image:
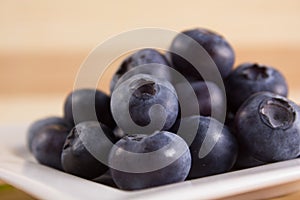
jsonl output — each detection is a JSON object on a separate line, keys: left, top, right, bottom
{"left": 221, "top": 180, "right": 300, "bottom": 200}
{"left": 1, "top": 0, "right": 300, "bottom": 52}
{"left": 1, "top": 46, "right": 300, "bottom": 95}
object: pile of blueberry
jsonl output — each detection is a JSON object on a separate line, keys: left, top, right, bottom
{"left": 27, "top": 27, "right": 300, "bottom": 191}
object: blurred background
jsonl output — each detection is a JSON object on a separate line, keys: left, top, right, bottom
{"left": 1, "top": 0, "right": 300, "bottom": 124}
{"left": 1, "top": 0, "right": 300, "bottom": 199}
{"left": 0, "top": 0, "right": 300, "bottom": 108}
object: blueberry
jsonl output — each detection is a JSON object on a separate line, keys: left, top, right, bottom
{"left": 64, "top": 89, "right": 116, "bottom": 129}
{"left": 110, "top": 48, "right": 171, "bottom": 92}
{"left": 235, "top": 92, "right": 300, "bottom": 162}
{"left": 93, "top": 170, "right": 117, "bottom": 188}
{"left": 175, "top": 81, "right": 225, "bottom": 120}
{"left": 27, "top": 116, "right": 71, "bottom": 152}
{"left": 175, "top": 116, "right": 237, "bottom": 179}
{"left": 234, "top": 147, "right": 266, "bottom": 170}
{"left": 61, "top": 121, "right": 116, "bottom": 179}
{"left": 168, "top": 111, "right": 181, "bottom": 134}
{"left": 31, "top": 124, "right": 69, "bottom": 170}
{"left": 108, "top": 131, "right": 191, "bottom": 190}
{"left": 226, "top": 63, "right": 288, "bottom": 112}
{"left": 169, "top": 28, "right": 235, "bottom": 81}
{"left": 111, "top": 74, "right": 178, "bottom": 134}
{"left": 224, "top": 110, "right": 236, "bottom": 133}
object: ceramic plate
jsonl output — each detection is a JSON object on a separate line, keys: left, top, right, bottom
{"left": 1, "top": 123, "right": 300, "bottom": 200}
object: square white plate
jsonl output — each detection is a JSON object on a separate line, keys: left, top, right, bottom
{"left": 1, "top": 123, "right": 300, "bottom": 200}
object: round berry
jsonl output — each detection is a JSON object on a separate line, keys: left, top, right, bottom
{"left": 109, "top": 131, "right": 191, "bottom": 190}
{"left": 61, "top": 121, "right": 116, "bottom": 179}
{"left": 226, "top": 63, "right": 288, "bottom": 112}
{"left": 235, "top": 92, "right": 300, "bottom": 162}
{"left": 169, "top": 28, "right": 235, "bottom": 81}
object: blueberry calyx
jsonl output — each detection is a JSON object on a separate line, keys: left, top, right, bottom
{"left": 63, "top": 128, "right": 76, "bottom": 150}
{"left": 259, "top": 98, "right": 295, "bottom": 129}
{"left": 242, "top": 64, "right": 270, "bottom": 80}
{"left": 130, "top": 79, "right": 158, "bottom": 99}
{"left": 125, "top": 134, "right": 145, "bottom": 142}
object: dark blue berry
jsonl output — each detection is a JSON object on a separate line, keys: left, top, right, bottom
{"left": 111, "top": 74, "right": 178, "bottom": 134}
{"left": 110, "top": 48, "right": 171, "bottom": 92}
{"left": 169, "top": 28, "right": 235, "bottom": 81}
{"left": 226, "top": 63, "right": 288, "bottom": 112}
{"left": 108, "top": 131, "right": 191, "bottom": 190}
{"left": 234, "top": 147, "right": 266, "bottom": 170}
{"left": 235, "top": 92, "right": 300, "bottom": 162}
{"left": 64, "top": 89, "right": 116, "bottom": 129}
{"left": 31, "top": 124, "right": 69, "bottom": 170}
{"left": 93, "top": 170, "right": 117, "bottom": 188}
{"left": 27, "top": 116, "right": 71, "bottom": 152}
{"left": 175, "top": 81, "right": 225, "bottom": 120}
{"left": 61, "top": 121, "right": 116, "bottom": 179}
{"left": 175, "top": 116, "right": 238, "bottom": 179}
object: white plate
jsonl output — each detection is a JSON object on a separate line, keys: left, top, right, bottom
{"left": 1, "top": 123, "right": 300, "bottom": 200}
